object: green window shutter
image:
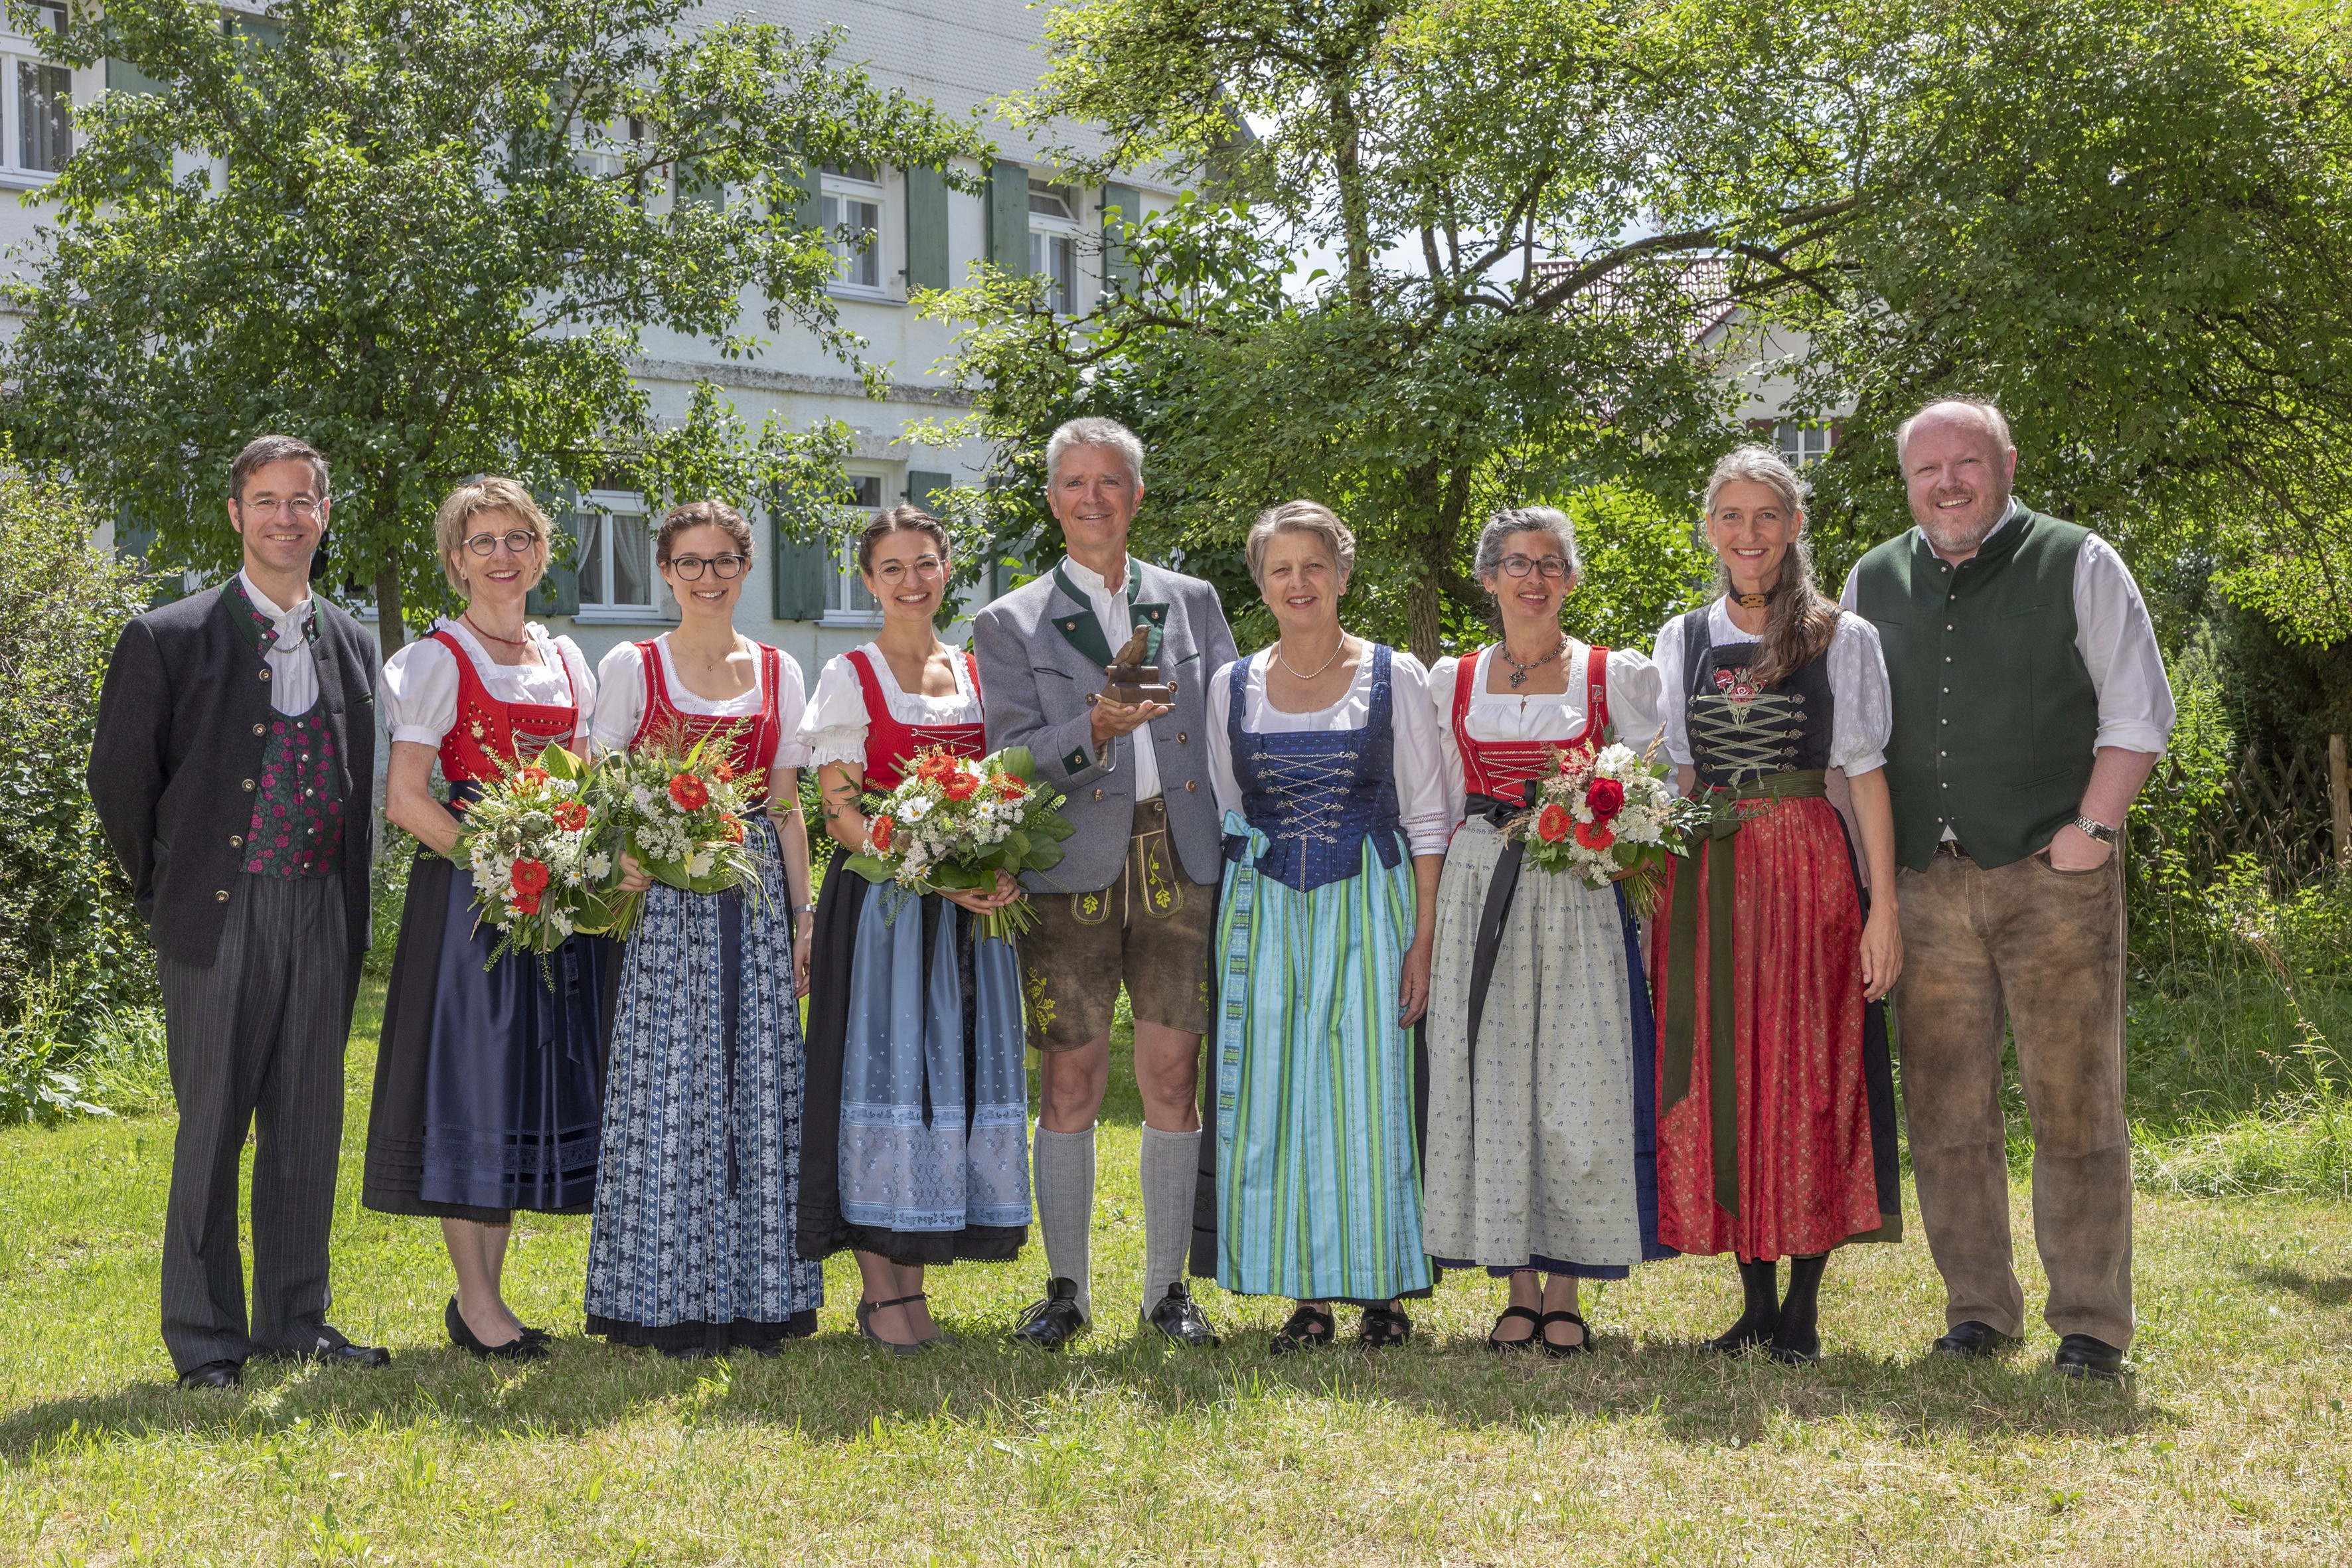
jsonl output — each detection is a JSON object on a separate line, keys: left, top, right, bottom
{"left": 106, "top": 59, "right": 167, "bottom": 95}
{"left": 905, "top": 165, "right": 950, "bottom": 291}
{"left": 906, "top": 470, "right": 952, "bottom": 512}
{"left": 528, "top": 506, "right": 581, "bottom": 617}
{"left": 987, "top": 160, "right": 1030, "bottom": 271}
{"left": 789, "top": 159, "right": 823, "bottom": 234}
{"left": 1102, "top": 183, "right": 1141, "bottom": 294}
{"left": 771, "top": 514, "right": 833, "bottom": 622}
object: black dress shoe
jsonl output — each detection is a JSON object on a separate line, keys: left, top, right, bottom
{"left": 1933, "top": 1320, "right": 2019, "bottom": 1360}
{"left": 1010, "top": 1277, "right": 1089, "bottom": 1351}
{"left": 177, "top": 1360, "right": 242, "bottom": 1391}
{"left": 258, "top": 1330, "right": 393, "bottom": 1368}
{"left": 2053, "top": 1333, "right": 2127, "bottom": 1382}
{"left": 1143, "top": 1281, "right": 1219, "bottom": 1348}
{"left": 445, "top": 1298, "right": 548, "bottom": 1362}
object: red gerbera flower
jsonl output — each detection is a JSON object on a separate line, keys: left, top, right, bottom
{"left": 1536, "top": 803, "right": 1574, "bottom": 843}
{"left": 996, "top": 775, "right": 1026, "bottom": 801}
{"left": 941, "top": 769, "right": 980, "bottom": 802}
{"left": 915, "top": 750, "right": 952, "bottom": 783}
{"left": 870, "top": 815, "right": 894, "bottom": 852}
{"left": 1586, "top": 777, "right": 1626, "bottom": 822}
{"left": 518, "top": 765, "right": 550, "bottom": 789}
{"left": 510, "top": 858, "right": 552, "bottom": 895}
{"left": 668, "top": 771, "right": 710, "bottom": 811}
{"left": 722, "top": 814, "right": 745, "bottom": 844}
{"left": 551, "top": 799, "right": 589, "bottom": 832}
{"left": 1574, "top": 819, "right": 1616, "bottom": 852}
{"left": 511, "top": 891, "right": 542, "bottom": 915}
{"left": 711, "top": 760, "right": 736, "bottom": 784}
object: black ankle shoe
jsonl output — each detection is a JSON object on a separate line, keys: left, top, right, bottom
{"left": 445, "top": 1297, "right": 548, "bottom": 1362}
{"left": 1766, "top": 1253, "right": 1827, "bottom": 1365}
{"left": 1143, "top": 1281, "right": 1219, "bottom": 1348}
{"left": 177, "top": 1359, "right": 242, "bottom": 1391}
{"left": 1705, "top": 1258, "right": 1781, "bottom": 1354}
{"left": 2053, "top": 1333, "right": 2127, "bottom": 1382}
{"left": 1932, "top": 1320, "right": 2019, "bottom": 1360}
{"left": 1011, "top": 1277, "right": 1089, "bottom": 1351}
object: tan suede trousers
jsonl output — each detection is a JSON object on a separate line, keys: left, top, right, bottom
{"left": 1893, "top": 848, "right": 2133, "bottom": 1348}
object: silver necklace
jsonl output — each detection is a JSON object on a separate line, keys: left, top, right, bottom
{"left": 1499, "top": 635, "right": 1567, "bottom": 689}
{"left": 1275, "top": 634, "right": 1348, "bottom": 681}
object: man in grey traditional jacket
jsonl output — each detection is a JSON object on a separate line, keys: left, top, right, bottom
{"left": 1844, "top": 398, "right": 2175, "bottom": 1381}
{"left": 972, "top": 416, "right": 1237, "bottom": 1350}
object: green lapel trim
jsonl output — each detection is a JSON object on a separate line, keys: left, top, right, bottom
{"left": 1051, "top": 560, "right": 1166, "bottom": 665}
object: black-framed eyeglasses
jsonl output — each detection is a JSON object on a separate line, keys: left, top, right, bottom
{"left": 872, "top": 556, "right": 946, "bottom": 585}
{"left": 668, "top": 552, "right": 747, "bottom": 580}
{"left": 464, "top": 528, "right": 540, "bottom": 557}
{"left": 1498, "top": 554, "right": 1571, "bottom": 581}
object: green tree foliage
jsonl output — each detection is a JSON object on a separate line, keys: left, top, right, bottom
{"left": 0, "top": 463, "right": 153, "bottom": 1037}
{"left": 933, "top": 0, "right": 1875, "bottom": 660}
{"left": 3, "top": 0, "right": 989, "bottom": 647}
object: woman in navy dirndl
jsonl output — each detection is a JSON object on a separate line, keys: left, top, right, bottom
{"left": 583, "top": 500, "right": 825, "bottom": 1358}
{"left": 800, "top": 505, "right": 1027, "bottom": 1353}
{"left": 366, "top": 477, "right": 609, "bottom": 1362}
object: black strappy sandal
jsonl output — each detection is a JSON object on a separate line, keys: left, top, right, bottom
{"left": 855, "top": 1294, "right": 924, "bottom": 1357}
{"left": 1270, "top": 1303, "right": 1336, "bottom": 1354}
{"left": 1537, "top": 1309, "right": 1593, "bottom": 1358}
{"left": 1360, "top": 1304, "right": 1412, "bottom": 1350}
{"left": 1487, "top": 1305, "right": 1541, "bottom": 1352}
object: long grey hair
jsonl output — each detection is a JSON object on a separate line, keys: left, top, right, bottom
{"left": 1701, "top": 445, "right": 1839, "bottom": 689}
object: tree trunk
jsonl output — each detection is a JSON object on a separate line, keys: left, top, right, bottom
{"left": 374, "top": 563, "right": 406, "bottom": 655}
{"left": 1405, "top": 574, "right": 1444, "bottom": 667}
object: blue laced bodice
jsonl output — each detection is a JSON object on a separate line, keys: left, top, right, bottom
{"left": 1223, "top": 644, "right": 1405, "bottom": 893}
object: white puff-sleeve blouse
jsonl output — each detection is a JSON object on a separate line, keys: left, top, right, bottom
{"left": 380, "top": 619, "right": 595, "bottom": 751}
{"left": 590, "top": 634, "right": 812, "bottom": 801}
{"left": 1205, "top": 645, "right": 1454, "bottom": 858}
{"left": 1649, "top": 599, "right": 1893, "bottom": 775}
{"left": 795, "top": 643, "right": 983, "bottom": 774}
{"left": 1426, "top": 642, "right": 1666, "bottom": 830}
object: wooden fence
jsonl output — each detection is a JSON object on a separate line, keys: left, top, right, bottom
{"left": 2135, "top": 741, "right": 2347, "bottom": 890}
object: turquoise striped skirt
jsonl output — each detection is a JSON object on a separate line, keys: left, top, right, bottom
{"left": 1213, "top": 812, "right": 1433, "bottom": 1302}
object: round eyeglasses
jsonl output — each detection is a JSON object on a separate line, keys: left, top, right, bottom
{"left": 872, "top": 556, "right": 946, "bottom": 586}
{"left": 464, "top": 528, "right": 541, "bottom": 557}
{"left": 668, "top": 553, "right": 747, "bottom": 580}
{"left": 1496, "top": 554, "right": 1571, "bottom": 581}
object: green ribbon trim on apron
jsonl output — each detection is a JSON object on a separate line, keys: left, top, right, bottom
{"left": 1050, "top": 562, "right": 1166, "bottom": 666}
{"left": 1661, "top": 767, "right": 1829, "bottom": 1219}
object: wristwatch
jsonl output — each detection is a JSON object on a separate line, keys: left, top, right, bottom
{"left": 793, "top": 903, "right": 818, "bottom": 916}
{"left": 2071, "top": 813, "right": 2119, "bottom": 844}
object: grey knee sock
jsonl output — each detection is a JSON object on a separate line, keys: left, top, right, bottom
{"left": 1139, "top": 1125, "right": 1202, "bottom": 1312}
{"left": 1033, "top": 1122, "right": 1096, "bottom": 1321}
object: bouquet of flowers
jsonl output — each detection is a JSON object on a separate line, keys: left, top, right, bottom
{"left": 838, "top": 745, "right": 1075, "bottom": 941}
{"left": 1511, "top": 738, "right": 1703, "bottom": 915}
{"left": 451, "top": 744, "right": 621, "bottom": 963}
{"left": 589, "top": 724, "right": 767, "bottom": 939}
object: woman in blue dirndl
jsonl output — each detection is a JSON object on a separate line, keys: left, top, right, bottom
{"left": 366, "top": 477, "right": 609, "bottom": 1362}
{"left": 583, "top": 500, "right": 824, "bottom": 1358}
{"left": 1202, "top": 501, "right": 1451, "bottom": 1352}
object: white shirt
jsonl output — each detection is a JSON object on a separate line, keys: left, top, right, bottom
{"left": 1061, "top": 554, "right": 1161, "bottom": 801}
{"left": 797, "top": 642, "right": 983, "bottom": 773}
{"left": 236, "top": 570, "right": 320, "bottom": 717}
{"left": 592, "top": 634, "right": 811, "bottom": 801}
{"left": 380, "top": 617, "right": 595, "bottom": 751}
{"left": 1837, "top": 501, "right": 2176, "bottom": 754}
{"left": 1650, "top": 599, "right": 1895, "bottom": 775}
{"left": 1427, "top": 643, "right": 1667, "bottom": 829}
{"left": 1205, "top": 647, "right": 1453, "bottom": 858}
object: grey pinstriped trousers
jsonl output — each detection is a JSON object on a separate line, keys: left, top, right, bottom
{"left": 156, "top": 873, "right": 355, "bottom": 1373}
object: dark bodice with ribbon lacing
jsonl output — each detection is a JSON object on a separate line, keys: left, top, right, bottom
{"left": 1677, "top": 605, "right": 1834, "bottom": 790}
{"left": 1223, "top": 644, "right": 1404, "bottom": 894}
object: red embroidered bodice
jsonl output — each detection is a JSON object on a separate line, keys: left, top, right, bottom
{"left": 430, "top": 628, "right": 580, "bottom": 783}
{"left": 1450, "top": 643, "right": 1610, "bottom": 801}
{"left": 845, "top": 647, "right": 986, "bottom": 791}
{"left": 628, "top": 638, "right": 789, "bottom": 803}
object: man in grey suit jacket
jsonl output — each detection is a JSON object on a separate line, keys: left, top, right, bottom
{"left": 972, "top": 417, "right": 1236, "bottom": 1350}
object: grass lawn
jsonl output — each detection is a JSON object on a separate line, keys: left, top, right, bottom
{"left": 3, "top": 983, "right": 2351, "bottom": 1565}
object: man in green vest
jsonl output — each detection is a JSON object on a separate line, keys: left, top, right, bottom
{"left": 1844, "top": 398, "right": 2175, "bottom": 1382}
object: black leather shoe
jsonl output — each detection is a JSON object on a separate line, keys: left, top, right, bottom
{"left": 1933, "top": 1320, "right": 2019, "bottom": 1360}
{"left": 1011, "top": 1277, "right": 1089, "bottom": 1351}
{"left": 177, "top": 1359, "right": 242, "bottom": 1391}
{"left": 445, "top": 1298, "right": 546, "bottom": 1362}
{"left": 2053, "top": 1333, "right": 2127, "bottom": 1382}
{"left": 258, "top": 1329, "right": 392, "bottom": 1368}
{"left": 1142, "top": 1281, "right": 1219, "bottom": 1348}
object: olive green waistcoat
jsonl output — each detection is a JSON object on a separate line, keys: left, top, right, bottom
{"left": 1849, "top": 507, "right": 2098, "bottom": 870}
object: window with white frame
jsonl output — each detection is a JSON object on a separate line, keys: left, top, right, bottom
{"left": 823, "top": 163, "right": 885, "bottom": 293}
{"left": 576, "top": 492, "right": 669, "bottom": 617}
{"left": 822, "top": 474, "right": 887, "bottom": 623}
{"left": 5, "top": 5, "right": 70, "bottom": 181}
{"left": 1028, "top": 181, "right": 1080, "bottom": 315}
{"left": 1774, "top": 422, "right": 1833, "bottom": 466}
